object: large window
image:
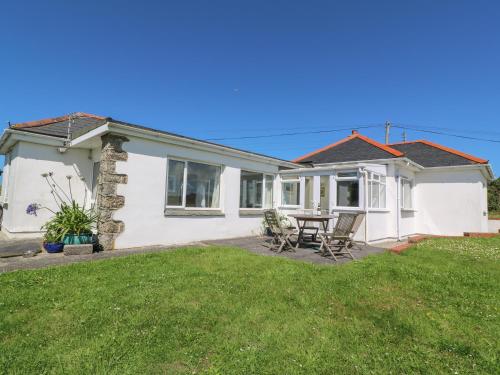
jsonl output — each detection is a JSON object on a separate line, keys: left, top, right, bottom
{"left": 166, "top": 159, "right": 221, "bottom": 208}
{"left": 281, "top": 175, "right": 300, "bottom": 206}
{"left": 240, "top": 171, "right": 273, "bottom": 209}
{"left": 336, "top": 171, "right": 359, "bottom": 207}
{"left": 368, "top": 172, "right": 386, "bottom": 209}
{"left": 401, "top": 177, "right": 413, "bottom": 209}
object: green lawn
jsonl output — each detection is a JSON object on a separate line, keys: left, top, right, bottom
{"left": 1, "top": 239, "right": 499, "bottom": 374}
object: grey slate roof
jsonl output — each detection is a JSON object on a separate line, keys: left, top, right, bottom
{"left": 390, "top": 142, "right": 480, "bottom": 167}
{"left": 295, "top": 137, "right": 400, "bottom": 164}
{"left": 15, "top": 117, "right": 107, "bottom": 139}
{"left": 294, "top": 135, "right": 487, "bottom": 167}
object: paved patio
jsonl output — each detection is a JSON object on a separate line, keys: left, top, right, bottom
{"left": 204, "top": 236, "right": 387, "bottom": 265}
{"left": 0, "top": 235, "right": 391, "bottom": 273}
{"left": 0, "top": 231, "right": 41, "bottom": 258}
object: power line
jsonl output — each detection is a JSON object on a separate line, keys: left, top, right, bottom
{"left": 392, "top": 124, "right": 500, "bottom": 143}
{"left": 395, "top": 123, "right": 500, "bottom": 137}
{"left": 202, "top": 121, "right": 500, "bottom": 144}
{"left": 205, "top": 124, "right": 383, "bottom": 141}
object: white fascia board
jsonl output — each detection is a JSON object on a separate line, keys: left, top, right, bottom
{"left": 0, "top": 129, "right": 65, "bottom": 154}
{"left": 104, "top": 122, "right": 299, "bottom": 168}
{"left": 69, "top": 124, "right": 110, "bottom": 147}
{"left": 422, "top": 164, "right": 495, "bottom": 180}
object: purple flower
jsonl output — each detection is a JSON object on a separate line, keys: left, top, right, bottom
{"left": 26, "top": 203, "right": 40, "bottom": 216}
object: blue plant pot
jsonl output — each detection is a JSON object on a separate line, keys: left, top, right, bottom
{"left": 43, "top": 242, "right": 64, "bottom": 253}
{"left": 63, "top": 234, "right": 93, "bottom": 245}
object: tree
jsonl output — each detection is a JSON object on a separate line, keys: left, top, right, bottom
{"left": 488, "top": 178, "right": 500, "bottom": 213}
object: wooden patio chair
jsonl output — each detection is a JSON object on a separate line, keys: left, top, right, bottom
{"left": 317, "top": 212, "right": 365, "bottom": 261}
{"left": 348, "top": 213, "right": 365, "bottom": 251}
{"left": 263, "top": 209, "right": 297, "bottom": 252}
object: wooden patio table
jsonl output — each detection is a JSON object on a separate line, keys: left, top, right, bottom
{"left": 289, "top": 214, "right": 335, "bottom": 249}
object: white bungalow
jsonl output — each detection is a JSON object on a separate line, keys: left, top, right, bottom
{"left": 0, "top": 113, "right": 494, "bottom": 249}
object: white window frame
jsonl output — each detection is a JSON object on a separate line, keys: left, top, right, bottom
{"left": 280, "top": 175, "right": 301, "bottom": 208}
{"left": 335, "top": 170, "right": 360, "bottom": 209}
{"left": 400, "top": 177, "right": 413, "bottom": 210}
{"left": 368, "top": 172, "right": 387, "bottom": 209}
{"left": 239, "top": 171, "right": 274, "bottom": 210}
{"left": 165, "top": 157, "right": 222, "bottom": 210}
{"left": 1, "top": 152, "right": 10, "bottom": 204}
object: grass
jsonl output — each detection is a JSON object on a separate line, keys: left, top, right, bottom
{"left": 1, "top": 238, "right": 499, "bottom": 374}
{"left": 489, "top": 211, "right": 500, "bottom": 219}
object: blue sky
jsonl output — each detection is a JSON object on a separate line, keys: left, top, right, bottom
{"left": 1, "top": 0, "right": 499, "bottom": 175}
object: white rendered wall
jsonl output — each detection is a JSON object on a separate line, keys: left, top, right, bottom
{"left": 114, "top": 136, "right": 281, "bottom": 248}
{"left": 488, "top": 219, "right": 500, "bottom": 233}
{"left": 1, "top": 141, "right": 93, "bottom": 237}
{"left": 415, "top": 169, "right": 488, "bottom": 235}
{"left": 1, "top": 143, "right": 20, "bottom": 235}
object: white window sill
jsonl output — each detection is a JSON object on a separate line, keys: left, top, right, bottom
{"left": 165, "top": 208, "right": 225, "bottom": 217}
{"left": 279, "top": 205, "right": 300, "bottom": 210}
{"left": 332, "top": 206, "right": 363, "bottom": 212}
{"left": 367, "top": 208, "right": 390, "bottom": 213}
{"left": 239, "top": 209, "right": 267, "bottom": 216}
{"left": 401, "top": 208, "right": 417, "bottom": 213}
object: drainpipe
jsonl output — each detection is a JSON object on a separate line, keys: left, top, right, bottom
{"left": 396, "top": 174, "right": 401, "bottom": 241}
{"left": 361, "top": 168, "right": 369, "bottom": 244}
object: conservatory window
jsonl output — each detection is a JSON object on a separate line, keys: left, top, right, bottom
{"left": 166, "top": 159, "right": 221, "bottom": 208}
{"left": 368, "top": 172, "right": 386, "bottom": 209}
{"left": 281, "top": 175, "right": 300, "bottom": 206}
{"left": 336, "top": 171, "right": 359, "bottom": 207}
{"left": 401, "top": 177, "right": 413, "bottom": 209}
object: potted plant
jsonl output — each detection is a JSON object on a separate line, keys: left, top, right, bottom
{"left": 54, "top": 201, "right": 97, "bottom": 245}
{"left": 261, "top": 211, "right": 294, "bottom": 235}
{"left": 41, "top": 222, "right": 64, "bottom": 253}
{"left": 26, "top": 172, "right": 98, "bottom": 249}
